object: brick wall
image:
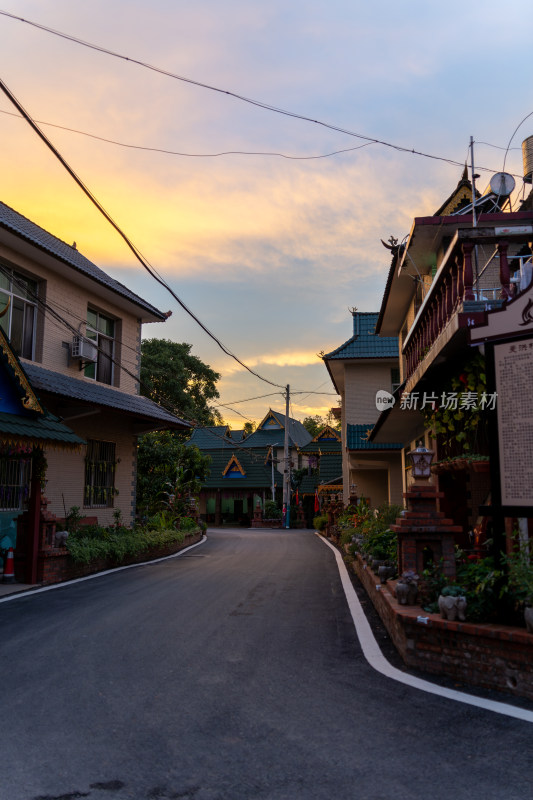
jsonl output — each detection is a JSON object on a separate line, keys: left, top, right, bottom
{"left": 354, "top": 554, "right": 533, "bottom": 701}
{"left": 37, "top": 531, "right": 203, "bottom": 585}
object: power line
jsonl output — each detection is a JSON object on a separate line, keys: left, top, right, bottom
{"left": 0, "top": 10, "right": 522, "bottom": 178}
{"left": 502, "top": 110, "right": 533, "bottom": 173}
{"left": 0, "top": 108, "right": 375, "bottom": 162}
{"left": 216, "top": 391, "right": 283, "bottom": 405}
{"left": 0, "top": 75, "right": 286, "bottom": 391}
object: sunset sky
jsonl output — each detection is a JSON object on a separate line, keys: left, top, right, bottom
{"left": 1, "top": 1, "right": 531, "bottom": 427}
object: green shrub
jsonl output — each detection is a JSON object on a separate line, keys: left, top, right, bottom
{"left": 313, "top": 514, "right": 328, "bottom": 531}
{"left": 66, "top": 525, "right": 188, "bottom": 565}
{"left": 354, "top": 503, "right": 402, "bottom": 568}
{"left": 179, "top": 515, "right": 199, "bottom": 532}
{"left": 264, "top": 500, "right": 281, "bottom": 519}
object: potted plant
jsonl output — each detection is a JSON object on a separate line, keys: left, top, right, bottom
{"left": 506, "top": 547, "right": 533, "bottom": 632}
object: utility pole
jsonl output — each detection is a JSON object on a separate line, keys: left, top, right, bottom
{"left": 470, "top": 135, "right": 480, "bottom": 292}
{"left": 283, "top": 384, "right": 291, "bottom": 529}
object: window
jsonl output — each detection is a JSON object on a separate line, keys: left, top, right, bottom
{"left": 391, "top": 368, "right": 401, "bottom": 393}
{"left": 0, "top": 453, "right": 31, "bottom": 511}
{"left": 0, "top": 266, "right": 38, "bottom": 359}
{"left": 84, "top": 440, "right": 116, "bottom": 507}
{"left": 84, "top": 309, "right": 115, "bottom": 385}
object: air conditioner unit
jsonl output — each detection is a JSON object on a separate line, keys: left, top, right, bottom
{"left": 71, "top": 336, "right": 98, "bottom": 362}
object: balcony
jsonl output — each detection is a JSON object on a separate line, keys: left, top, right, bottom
{"left": 402, "top": 222, "right": 533, "bottom": 392}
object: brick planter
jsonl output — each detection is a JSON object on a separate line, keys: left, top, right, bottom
{"left": 353, "top": 553, "right": 533, "bottom": 701}
{"left": 35, "top": 532, "right": 203, "bottom": 585}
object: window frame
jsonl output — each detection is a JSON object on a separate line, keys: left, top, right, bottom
{"left": 84, "top": 439, "right": 116, "bottom": 508}
{"left": 84, "top": 308, "right": 116, "bottom": 385}
{"left": 0, "top": 263, "right": 38, "bottom": 360}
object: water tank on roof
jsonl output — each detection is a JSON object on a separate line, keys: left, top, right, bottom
{"left": 522, "top": 136, "right": 533, "bottom": 183}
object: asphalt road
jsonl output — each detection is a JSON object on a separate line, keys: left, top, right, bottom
{"left": 1, "top": 528, "right": 532, "bottom": 800}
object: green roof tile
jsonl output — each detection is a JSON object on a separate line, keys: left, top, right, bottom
{"left": 324, "top": 312, "right": 398, "bottom": 360}
{"left": 347, "top": 424, "right": 403, "bottom": 450}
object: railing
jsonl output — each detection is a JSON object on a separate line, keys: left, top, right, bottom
{"left": 402, "top": 233, "right": 532, "bottom": 381}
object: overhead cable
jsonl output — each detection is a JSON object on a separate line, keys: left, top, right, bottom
{"left": 0, "top": 108, "right": 375, "bottom": 162}
{"left": 0, "top": 75, "right": 286, "bottom": 390}
{"left": 0, "top": 10, "right": 520, "bottom": 178}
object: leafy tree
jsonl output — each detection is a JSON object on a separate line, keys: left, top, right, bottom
{"left": 140, "top": 338, "right": 221, "bottom": 426}
{"left": 301, "top": 415, "right": 326, "bottom": 437}
{"left": 301, "top": 412, "right": 340, "bottom": 435}
{"left": 243, "top": 421, "right": 256, "bottom": 436}
{"left": 136, "top": 431, "right": 211, "bottom": 516}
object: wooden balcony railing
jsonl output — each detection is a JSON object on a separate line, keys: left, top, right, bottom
{"left": 402, "top": 226, "right": 533, "bottom": 382}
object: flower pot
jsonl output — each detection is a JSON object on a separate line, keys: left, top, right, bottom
{"left": 472, "top": 461, "right": 490, "bottom": 473}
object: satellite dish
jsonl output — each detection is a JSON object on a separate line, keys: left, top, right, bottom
{"left": 490, "top": 172, "right": 516, "bottom": 197}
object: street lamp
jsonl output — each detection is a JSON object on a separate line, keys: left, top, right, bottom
{"left": 408, "top": 442, "right": 434, "bottom": 480}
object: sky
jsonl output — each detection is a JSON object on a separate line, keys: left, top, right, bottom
{"left": 1, "top": 1, "right": 532, "bottom": 428}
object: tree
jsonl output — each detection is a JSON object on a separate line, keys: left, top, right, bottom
{"left": 301, "top": 412, "right": 341, "bottom": 436}
{"left": 301, "top": 415, "right": 326, "bottom": 437}
{"left": 243, "top": 421, "right": 256, "bottom": 436}
{"left": 140, "top": 339, "right": 221, "bottom": 426}
{"left": 136, "top": 431, "right": 211, "bottom": 516}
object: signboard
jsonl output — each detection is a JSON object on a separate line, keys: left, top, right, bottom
{"left": 494, "top": 339, "right": 533, "bottom": 507}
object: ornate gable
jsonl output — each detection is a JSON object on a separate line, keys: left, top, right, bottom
{"left": 222, "top": 454, "right": 246, "bottom": 477}
{"left": 0, "top": 328, "right": 43, "bottom": 415}
{"left": 257, "top": 410, "right": 283, "bottom": 431}
{"left": 313, "top": 425, "right": 341, "bottom": 443}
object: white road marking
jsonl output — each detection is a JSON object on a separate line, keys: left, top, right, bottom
{"left": 318, "top": 533, "right": 533, "bottom": 724}
{"left": 0, "top": 535, "right": 207, "bottom": 603}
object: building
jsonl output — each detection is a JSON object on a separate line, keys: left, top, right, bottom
{"left": 370, "top": 157, "right": 533, "bottom": 547}
{"left": 298, "top": 425, "right": 343, "bottom": 524}
{"left": 323, "top": 310, "right": 403, "bottom": 507}
{"left": 0, "top": 200, "right": 189, "bottom": 540}
{"left": 187, "top": 410, "right": 312, "bottom": 525}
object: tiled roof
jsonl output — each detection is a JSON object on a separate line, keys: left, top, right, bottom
{"left": 298, "top": 452, "right": 343, "bottom": 494}
{"left": 200, "top": 448, "right": 274, "bottom": 489}
{"left": 23, "top": 363, "right": 190, "bottom": 429}
{"left": 242, "top": 410, "right": 312, "bottom": 449}
{"left": 0, "top": 201, "right": 166, "bottom": 321}
{"left": 300, "top": 439, "right": 341, "bottom": 455}
{"left": 347, "top": 424, "right": 403, "bottom": 450}
{"left": 0, "top": 410, "right": 85, "bottom": 448}
{"left": 187, "top": 426, "right": 232, "bottom": 449}
{"left": 324, "top": 313, "right": 398, "bottom": 360}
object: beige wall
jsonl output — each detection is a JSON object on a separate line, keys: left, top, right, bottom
{"left": 44, "top": 411, "right": 138, "bottom": 527}
{"left": 343, "top": 361, "right": 397, "bottom": 426}
{"left": 345, "top": 452, "right": 403, "bottom": 508}
{"left": 0, "top": 241, "right": 142, "bottom": 395}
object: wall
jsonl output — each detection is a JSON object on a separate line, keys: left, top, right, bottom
{"left": 354, "top": 555, "right": 533, "bottom": 701}
{"left": 345, "top": 454, "right": 403, "bottom": 507}
{"left": 343, "top": 361, "right": 396, "bottom": 426}
{"left": 43, "top": 406, "right": 138, "bottom": 527}
{"left": 37, "top": 531, "right": 203, "bottom": 585}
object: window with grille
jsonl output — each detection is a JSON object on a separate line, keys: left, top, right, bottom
{"left": 84, "top": 308, "right": 115, "bottom": 385}
{"left": 84, "top": 440, "right": 116, "bottom": 508}
{"left": 0, "top": 265, "right": 38, "bottom": 360}
{"left": 0, "top": 455, "right": 32, "bottom": 511}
